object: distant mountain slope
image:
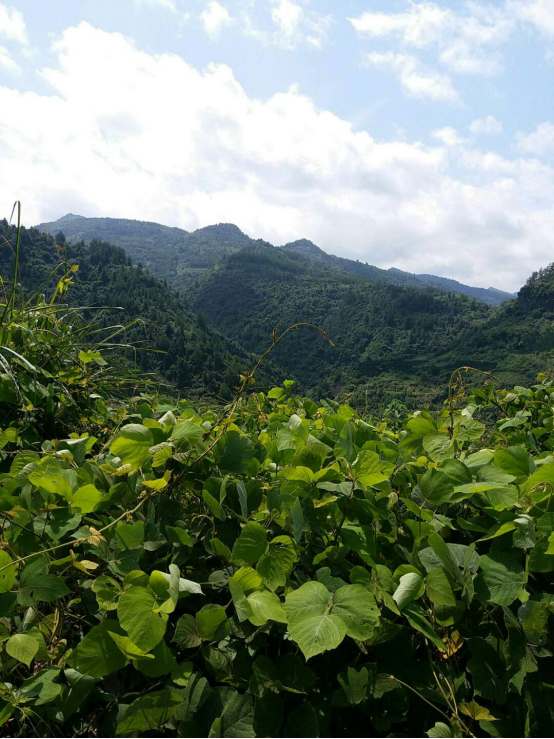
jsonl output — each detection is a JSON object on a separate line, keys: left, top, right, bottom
{"left": 388, "top": 268, "right": 515, "bottom": 306}
{"left": 38, "top": 214, "right": 257, "bottom": 289}
{"left": 186, "top": 242, "right": 554, "bottom": 404}
{"left": 0, "top": 219, "right": 257, "bottom": 397}
{"left": 280, "top": 239, "right": 422, "bottom": 288}
{"left": 187, "top": 243, "right": 496, "bottom": 402}
{"left": 39, "top": 214, "right": 514, "bottom": 305}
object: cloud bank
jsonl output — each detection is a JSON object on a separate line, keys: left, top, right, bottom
{"left": 350, "top": 1, "right": 554, "bottom": 102}
{"left": 1, "top": 22, "right": 554, "bottom": 292}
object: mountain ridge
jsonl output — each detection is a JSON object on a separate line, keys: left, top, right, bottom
{"left": 38, "top": 213, "right": 515, "bottom": 305}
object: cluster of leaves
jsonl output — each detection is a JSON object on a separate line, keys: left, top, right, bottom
{"left": 1, "top": 349, "right": 554, "bottom": 737}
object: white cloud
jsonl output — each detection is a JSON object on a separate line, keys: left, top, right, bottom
{"left": 350, "top": 2, "right": 513, "bottom": 76}
{"left": 432, "top": 127, "right": 466, "bottom": 146}
{"left": 2, "top": 22, "right": 554, "bottom": 292}
{"left": 516, "top": 122, "right": 554, "bottom": 156}
{"left": 511, "top": 0, "right": 554, "bottom": 39}
{"left": 366, "top": 52, "right": 460, "bottom": 102}
{"left": 200, "top": 1, "right": 232, "bottom": 40}
{"left": 0, "top": 3, "right": 28, "bottom": 45}
{"left": 270, "top": 0, "right": 331, "bottom": 49}
{"left": 469, "top": 115, "right": 503, "bottom": 135}
{"left": 0, "top": 44, "right": 20, "bottom": 74}
{"left": 350, "top": 0, "right": 554, "bottom": 92}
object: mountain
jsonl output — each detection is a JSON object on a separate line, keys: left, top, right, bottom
{"left": 33, "top": 213, "right": 554, "bottom": 409}
{"left": 185, "top": 242, "right": 554, "bottom": 406}
{"left": 37, "top": 214, "right": 258, "bottom": 289}
{"left": 388, "top": 268, "right": 516, "bottom": 306}
{"left": 0, "top": 219, "right": 258, "bottom": 398}
{"left": 38, "top": 214, "right": 514, "bottom": 305}
{"left": 186, "top": 243, "right": 493, "bottom": 404}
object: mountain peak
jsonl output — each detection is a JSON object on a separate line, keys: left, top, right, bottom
{"left": 58, "top": 213, "right": 85, "bottom": 222}
{"left": 281, "top": 238, "right": 325, "bottom": 257}
{"left": 195, "top": 223, "right": 245, "bottom": 236}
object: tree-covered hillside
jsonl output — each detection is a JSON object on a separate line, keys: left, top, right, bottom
{"left": 187, "top": 245, "right": 492, "bottom": 403}
{"left": 37, "top": 215, "right": 259, "bottom": 289}
{"left": 39, "top": 214, "right": 514, "bottom": 305}
{"left": 283, "top": 241, "right": 514, "bottom": 306}
{"left": 0, "top": 220, "right": 256, "bottom": 399}
{"left": 22, "top": 215, "right": 554, "bottom": 409}
{"left": 188, "top": 244, "right": 554, "bottom": 407}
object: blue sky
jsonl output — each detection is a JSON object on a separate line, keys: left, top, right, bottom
{"left": 1, "top": 0, "right": 554, "bottom": 290}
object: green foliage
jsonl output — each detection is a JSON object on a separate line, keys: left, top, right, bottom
{"left": 2, "top": 342, "right": 554, "bottom": 736}
{"left": 1, "top": 210, "right": 554, "bottom": 737}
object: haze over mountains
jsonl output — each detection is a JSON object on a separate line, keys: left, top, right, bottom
{"left": 39, "top": 214, "right": 515, "bottom": 306}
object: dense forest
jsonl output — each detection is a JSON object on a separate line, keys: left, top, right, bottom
{"left": 187, "top": 245, "right": 491, "bottom": 400}
{"left": 8, "top": 214, "right": 553, "bottom": 410}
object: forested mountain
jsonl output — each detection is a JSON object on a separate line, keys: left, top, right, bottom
{"left": 187, "top": 243, "right": 554, "bottom": 406}
{"left": 186, "top": 244, "right": 485, "bottom": 405}
{"left": 39, "top": 213, "right": 514, "bottom": 305}
{"left": 282, "top": 240, "right": 515, "bottom": 305}
{"left": 388, "top": 268, "right": 515, "bottom": 305}
{"left": 0, "top": 219, "right": 257, "bottom": 398}
{"left": 30, "top": 213, "right": 554, "bottom": 409}
{"left": 38, "top": 214, "right": 260, "bottom": 289}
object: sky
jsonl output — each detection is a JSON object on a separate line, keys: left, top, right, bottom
{"left": 1, "top": 1, "right": 554, "bottom": 292}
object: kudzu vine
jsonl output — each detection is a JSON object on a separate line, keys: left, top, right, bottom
{"left": 1, "top": 324, "right": 554, "bottom": 736}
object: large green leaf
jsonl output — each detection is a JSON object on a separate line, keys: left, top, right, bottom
{"left": 173, "top": 614, "right": 202, "bottom": 648}
{"left": 17, "top": 570, "right": 69, "bottom": 606}
{"left": 70, "top": 484, "right": 103, "bottom": 514}
{"left": 231, "top": 522, "right": 268, "bottom": 565}
{"left": 196, "top": 605, "right": 229, "bottom": 640}
{"left": 136, "top": 639, "right": 177, "bottom": 678}
{"left": 19, "top": 668, "right": 62, "bottom": 705}
{"left": 215, "top": 431, "right": 255, "bottom": 473}
{"left": 256, "top": 536, "right": 297, "bottom": 591}
{"left": 287, "top": 613, "right": 347, "bottom": 660}
{"left": 170, "top": 420, "right": 203, "bottom": 449}
{"left": 116, "top": 690, "right": 182, "bottom": 734}
{"left": 6, "top": 633, "right": 40, "bottom": 667}
{"left": 220, "top": 692, "right": 256, "bottom": 738}
{"left": 331, "top": 584, "right": 380, "bottom": 640}
{"left": 419, "top": 469, "right": 454, "bottom": 506}
{"left": 117, "top": 586, "right": 168, "bottom": 651}
{"left": 0, "top": 551, "right": 16, "bottom": 593}
{"left": 109, "top": 424, "right": 153, "bottom": 472}
{"left": 283, "top": 581, "right": 331, "bottom": 625}
{"left": 393, "top": 573, "right": 424, "bottom": 611}
{"left": 246, "top": 590, "right": 287, "bottom": 627}
{"left": 353, "top": 450, "right": 395, "bottom": 487}
{"left": 425, "top": 569, "right": 456, "bottom": 607}
{"left": 493, "top": 446, "right": 533, "bottom": 483}
{"left": 67, "top": 620, "right": 127, "bottom": 677}
{"left": 423, "top": 433, "right": 454, "bottom": 462}
{"left": 475, "top": 552, "right": 525, "bottom": 605}
{"left": 284, "top": 581, "right": 345, "bottom": 658}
